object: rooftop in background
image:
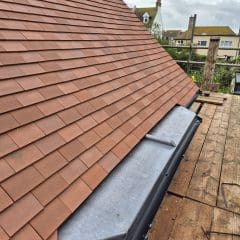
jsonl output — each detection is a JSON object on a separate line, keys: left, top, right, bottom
{"left": 176, "top": 26, "right": 237, "bottom": 40}
{"left": 135, "top": 7, "right": 157, "bottom": 27}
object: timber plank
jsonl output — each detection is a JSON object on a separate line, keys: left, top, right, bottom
{"left": 169, "top": 199, "right": 213, "bottom": 240}
{"left": 211, "top": 207, "right": 240, "bottom": 237}
{"left": 210, "top": 233, "right": 233, "bottom": 240}
{"left": 148, "top": 194, "right": 183, "bottom": 240}
{"left": 190, "top": 102, "right": 201, "bottom": 113}
{"left": 196, "top": 96, "right": 224, "bottom": 105}
{"left": 211, "top": 207, "right": 234, "bottom": 235}
{"left": 187, "top": 97, "right": 232, "bottom": 206}
{"left": 218, "top": 96, "right": 240, "bottom": 214}
{"left": 169, "top": 104, "right": 216, "bottom": 196}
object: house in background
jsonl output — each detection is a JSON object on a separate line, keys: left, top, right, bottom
{"left": 134, "top": 0, "right": 164, "bottom": 39}
{"left": 135, "top": 7, "right": 157, "bottom": 27}
{"left": 142, "top": 12, "right": 150, "bottom": 24}
{"left": 162, "top": 30, "right": 182, "bottom": 44}
{"left": 175, "top": 16, "right": 239, "bottom": 59}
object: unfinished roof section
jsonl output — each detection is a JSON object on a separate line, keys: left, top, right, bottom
{"left": 0, "top": 0, "right": 198, "bottom": 239}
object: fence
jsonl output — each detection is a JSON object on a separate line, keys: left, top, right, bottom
{"left": 161, "top": 39, "right": 240, "bottom": 91}
{"left": 161, "top": 45, "right": 240, "bottom": 69}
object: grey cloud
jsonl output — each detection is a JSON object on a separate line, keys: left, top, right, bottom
{"left": 124, "top": 0, "right": 240, "bottom": 32}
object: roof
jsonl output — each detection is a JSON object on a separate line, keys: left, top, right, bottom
{"left": 163, "top": 30, "right": 182, "bottom": 38}
{"left": 135, "top": 7, "right": 157, "bottom": 26}
{"left": 176, "top": 26, "right": 236, "bottom": 40}
{"left": 0, "top": 1, "right": 198, "bottom": 239}
{"left": 143, "top": 12, "right": 150, "bottom": 18}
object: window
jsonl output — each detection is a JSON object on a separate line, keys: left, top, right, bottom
{"left": 143, "top": 17, "right": 149, "bottom": 24}
{"left": 198, "top": 41, "right": 207, "bottom": 46}
{"left": 221, "top": 41, "right": 233, "bottom": 48}
{"left": 176, "top": 40, "right": 184, "bottom": 45}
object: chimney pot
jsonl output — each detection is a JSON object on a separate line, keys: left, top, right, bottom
{"left": 156, "top": 0, "right": 161, "bottom": 7}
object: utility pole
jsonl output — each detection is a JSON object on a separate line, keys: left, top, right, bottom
{"left": 187, "top": 14, "right": 197, "bottom": 74}
{"left": 201, "top": 37, "right": 220, "bottom": 91}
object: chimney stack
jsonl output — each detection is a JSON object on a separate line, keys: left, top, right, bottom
{"left": 132, "top": 5, "right": 136, "bottom": 13}
{"left": 188, "top": 15, "right": 195, "bottom": 31}
{"left": 156, "top": 0, "right": 161, "bottom": 7}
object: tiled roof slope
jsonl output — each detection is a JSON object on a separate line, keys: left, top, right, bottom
{"left": 0, "top": 0, "right": 198, "bottom": 239}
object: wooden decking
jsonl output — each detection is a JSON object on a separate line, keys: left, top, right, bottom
{"left": 148, "top": 94, "right": 240, "bottom": 240}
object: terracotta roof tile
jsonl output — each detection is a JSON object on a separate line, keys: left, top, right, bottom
{"left": 0, "top": 96, "right": 22, "bottom": 114}
{"left": 0, "top": 187, "right": 13, "bottom": 212}
{"left": 99, "top": 152, "right": 121, "bottom": 173}
{"left": 76, "top": 115, "right": 97, "bottom": 132}
{"left": 59, "top": 179, "right": 91, "bottom": 212}
{"left": 5, "top": 145, "right": 43, "bottom": 172}
{"left": 17, "top": 76, "right": 44, "bottom": 91}
{"left": 59, "top": 158, "right": 87, "bottom": 184}
{"left": 9, "top": 124, "right": 45, "bottom": 148}
{"left": 58, "top": 123, "right": 83, "bottom": 142}
{"left": 35, "top": 133, "right": 65, "bottom": 155}
{"left": 30, "top": 198, "right": 71, "bottom": 239}
{"left": 58, "top": 108, "right": 81, "bottom": 125}
{"left": 0, "top": 227, "right": 9, "bottom": 240}
{"left": 32, "top": 174, "right": 68, "bottom": 206}
{"left": 94, "top": 122, "right": 113, "bottom": 138}
{"left": 75, "top": 102, "right": 95, "bottom": 117}
{"left": 38, "top": 86, "right": 63, "bottom": 100}
{"left": 78, "top": 130, "right": 100, "bottom": 149}
{"left": 80, "top": 146, "right": 103, "bottom": 167}
{"left": 15, "top": 91, "right": 44, "bottom": 107}
{"left": 123, "top": 133, "right": 139, "bottom": 149}
{"left": 0, "top": 0, "right": 198, "bottom": 238}
{"left": 0, "top": 159, "right": 14, "bottom": 182}
{"left": 12, "top": 224, "right": 42, "bottom": 240}
{"left": 58, "top": 139, "right": 86, "bottom": 162}
{"left": 112, "top": 141, "right": 131, "bottom": 159}
{"left": 34, "top": 151, "right": 67, "bottom": 179}
{"left": 81, "top": 164, "right": 107, "bottom": 190}
{"left": 48, "top": 231, "right": 58, "bottom": 240}
{"left": 96, "top": 135, "right": 117, "bottom": 155}
{"left": 0, "top": 134, "right": 18, "bottom": 158}
{"left": 36, "top": 115, "right": 65, "bottom": 135}
{"left": 57, "top": 95, "right": 79, "bottom": 108}
{"left": 0, "top": 194, "right": 42, "bottom": 236}
{"left": 1, "top": 166, "right": 44, "bottom": 201}
{"left": 37, "top": 99, "right": 64, "bottom": 116}
{"left": 60, "top": 158, "right": 88, "bottom": 184}
{"left": 0, "top": 80, "right": 23, "bottom": 97}
{"left": 57, "top": 82, "right": 78, "bottom": 94}
{"left": 11, "top": 106, "right": 43, "bottom": 125}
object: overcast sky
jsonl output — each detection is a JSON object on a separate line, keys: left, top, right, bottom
{"left": 124, "top": 0, "right": 240, "bottom": 33}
